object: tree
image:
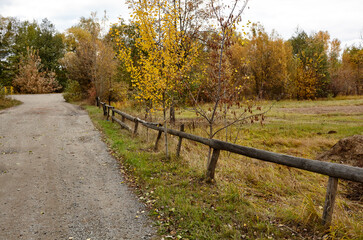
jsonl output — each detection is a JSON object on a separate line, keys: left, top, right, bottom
{"left": 0, "top": 16, "right": 19, "bottom": 86}
{"left": 328, "top": 38, "right": 342, "bottom": 95}
{"left": 61, "top": 13, "right": 118, "bottom": 101}
{"left": 107, "top": 19, "right": 140, "bottom": 87}
{"left": 0, "top": 18, "right": 65, "bottom": 88}
{"left": 346, "top": 46, "right": 363, "bottom": 94}
{"left": 13, "top": 47, "right": 60, "bottom": 93}
{"left": 289, "top": 30, "right": 330, "bottom": 99}
{"left": 36, "top": 19, "right": 66, "bottom": 86}
{"left": 115, "top": 0, "right": 201, "bottom": 158}
{"left": 246, "top": 23, "right": 291, "bottom": 99}
{"left": 61, "top": 26, "right": 97, "bottom": 93}
{"left": 332, "top": 45, "right": 363, "bottom": 95}
{"left": 181, "top": 0, "right": 268, "bottom": 170}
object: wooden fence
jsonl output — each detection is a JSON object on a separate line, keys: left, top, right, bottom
{"left": 96, "top": 98, "right": 363, "bottom": 227}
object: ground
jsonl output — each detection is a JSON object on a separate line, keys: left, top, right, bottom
{"left": 278, "top": 105, "right": 363, "bottom": 115}
{"left": 105, "top": 96, "right": 362, "bottom": 239}
{"left": 0, "top": 94, "right": 155, "bottom": 239}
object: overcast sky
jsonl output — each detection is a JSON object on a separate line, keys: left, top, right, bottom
{"left": 1, "top": 0, "right": 362, "bottom": 48}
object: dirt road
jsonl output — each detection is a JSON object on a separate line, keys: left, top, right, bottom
{"left": 0, "top": 94, "right": 155, "bottom": 240}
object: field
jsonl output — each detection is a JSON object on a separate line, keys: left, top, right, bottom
{"left": 86, "top": 96, "right": 363, "bottom": 239}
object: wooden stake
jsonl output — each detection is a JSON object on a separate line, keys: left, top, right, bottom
{"left": 133, "top": 120, "right": 139, "bottom": 136}
{"left": 206, "top": 148, "right": 220, "bottom": 181}
{"left": 154, "top": 130, "right": 163, "bottom": 151}
{"left": 111, "top": 107, "right": 115, "bottom": 123}
{"left": 322, "top": 177, "right": 339, "bottom": 226}
{"left": 176, "top": 124, "right": 185, "bottom": 157}
{"left": 102, "top": 103, "right": 107, "bottom": 116}
{"left": 106, "top": 106, "right": 110, "bottom": 120}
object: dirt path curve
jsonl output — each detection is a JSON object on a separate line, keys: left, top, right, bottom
{"left": 0, "top": 94, "right": 155, "bottom": 240}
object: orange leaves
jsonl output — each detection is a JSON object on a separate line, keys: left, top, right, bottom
{"left": 14, "top": 47, "right": 61, "bottom": 94}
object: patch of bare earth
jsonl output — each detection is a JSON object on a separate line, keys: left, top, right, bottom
{"left": 317, "top": 135, "right": 363, "bottom": 202}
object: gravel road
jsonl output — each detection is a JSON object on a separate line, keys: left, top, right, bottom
{"left": 0, "top": 94, "right": 155, "bottom": 240}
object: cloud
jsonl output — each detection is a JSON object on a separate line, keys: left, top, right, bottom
{"left": 1, "top": 0, "right": 362, "bottom": 48}
{"left": 243, "top": 0, "right": 363, "bottom": 45}
{"left": 0, "top": 0, "right": 130, "bottom": 31}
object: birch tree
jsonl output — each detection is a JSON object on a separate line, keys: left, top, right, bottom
{"left": 114, "top": 0, "right": 200, "bottom": 158}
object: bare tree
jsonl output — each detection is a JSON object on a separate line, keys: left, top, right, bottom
{"left": 184, "top": 0, "right": 268, "bottom": 163}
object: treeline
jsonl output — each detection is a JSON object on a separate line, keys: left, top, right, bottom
{"left": 0, "top": 8, "right": 362, "bottom": 100}
{"left": 227, "top": 24, "right": 363, "bottom": 99}
{"left": 109, "top": 17, "right": 362, "bottom": 102}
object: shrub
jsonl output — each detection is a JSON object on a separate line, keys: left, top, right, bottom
{"left": 13, "top": 48, "right": 61, "bottom": 94}
{"left": 0, "top": 84, "right": 5, "bottom": 100}
{"left": 62, "top": 80, "right": 83, "bottom": 102}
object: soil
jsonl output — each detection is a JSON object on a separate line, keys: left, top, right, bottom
{"left": 0, "top": 94, "right": 155, "bottom": 240}
{"left": 278, "top": 105, "right": 363, "bottom": 114}
{"left": 317, "top": 135, "right": 363, "bottom": 201}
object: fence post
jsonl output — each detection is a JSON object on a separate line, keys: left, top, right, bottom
{"left": 96, "top": 97, "right": 99, "bottom": 107}
{"left": 206, "top": 148, "right": 220, "bottom": 182}
{"left": 111, "top": 107, "right": 115, "bottom": 123}
{"left": 102, "top": 103, "right": 107, "bottom": 116}
{"left": 133, "top": 120, "right": 139, "bottom": 136}
{"left": 176, "top": 124, "right": 185, "bottom": 157}
{"left": 154, "top": 130, "right": 163, "bottom": 151}
{"left": 106, "top": 105, "right": 110, "bottom": 121}
{"left": 322, "top": 177, "right": 339, "bottom": 226}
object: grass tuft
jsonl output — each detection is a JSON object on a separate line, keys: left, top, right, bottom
{"left": 0, "top": 97, "right": 21, "bottom": 110}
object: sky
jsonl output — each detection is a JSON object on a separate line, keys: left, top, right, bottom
{"left": 1, "top": 0, "right": 362, "bottom": 48}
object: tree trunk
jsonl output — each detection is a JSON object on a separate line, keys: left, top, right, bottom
{"left": 170, "top": 105, "right": 176, "bottom": 125}
{"left": 163, "top": 104, "right": 169, "bottom": 159}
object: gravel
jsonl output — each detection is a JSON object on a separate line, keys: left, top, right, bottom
{"left": 0, "top": 94, "right": 155, "bottom": 240}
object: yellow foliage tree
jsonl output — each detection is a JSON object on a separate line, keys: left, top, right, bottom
{"left": 113, "top": 0, "right": 200, "bottom": 157}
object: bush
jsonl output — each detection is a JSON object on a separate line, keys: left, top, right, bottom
{"left": 13, "top": 48, "right": 61, "bottom": 93}
{"left": 0, "top": 85, "right": 5, "bottom": 100}
{"left": 62, "top": 80, "right": 84, "bottom": 102}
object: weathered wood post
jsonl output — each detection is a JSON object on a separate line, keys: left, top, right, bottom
{"left": 102, "top": 103, "right": 107, "bottom": 116}
{"left": 206, "top": 148, "right": 221, "bottom": 182}
{"left": 154, "top": 130, "right": 163, "bottom": 151}
{"left": 122, "top": 115, "right": 125, "bottom": 122}
{"left": 106, "top": 105, "right": 110, "bottom": 121}
{"left": 176, "top": 124, "right": 185, "bottom": 157}
{"left": 322, "top": 177, "right": 339, "bottom": 226}
{"left": 111, "top": 107, "right": 115, "bottom": 123}
{"left": 133, "top": 119, "right": 139, "bottom": 136}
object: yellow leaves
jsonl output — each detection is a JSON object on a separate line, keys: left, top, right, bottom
{"left": 114, "top": 0, "right": 200, "bottom": 110}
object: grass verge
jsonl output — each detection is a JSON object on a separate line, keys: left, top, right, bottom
{"left": 85, "top": 103, "right": 362, "bottom": 240}
{"left": 0, "top": 97, "right": 22, "bottom": 110}
{"left": 85, "top": 105, "right": 290, "bottom": 239}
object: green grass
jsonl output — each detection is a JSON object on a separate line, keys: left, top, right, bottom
{"left": 0, "top": 97, "right": 21, "bottom": 110}
{"left": 85, "top": 96, "right": 363, "bottom": 239}
{"left": 270, "top": 95, "right": 363, "bottom": 108}
{"left": 86, "top": 106, "right": 295, "bottom": 239}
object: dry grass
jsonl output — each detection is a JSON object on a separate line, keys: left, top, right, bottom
{"left": 0, "top": 97, "right": 22, "bottom": 110}
{"left": 104, "top": 96, "right": 363, "bottom": 239}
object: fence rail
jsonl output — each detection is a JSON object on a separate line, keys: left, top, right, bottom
{"left": 96, "top": 98, "right": 363, "bottom": 226}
